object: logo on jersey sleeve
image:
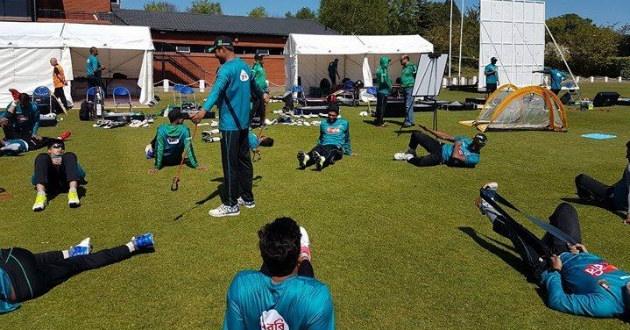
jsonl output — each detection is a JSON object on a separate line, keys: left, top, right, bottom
{"left": 240, "top": 69, "right": 250, "bottom": 82}
{"left": 584, "top": 262, "right": 618, "bottom": 277}
{"left": 260, "top": 309, "right": 289, "bottom": 330}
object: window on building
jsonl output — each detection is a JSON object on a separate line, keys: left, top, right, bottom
{"left": 0, "top": 0, "right": 32, "bottom": 18}
{"left": 175, "top": 46, "right": 191, "bottom": 53}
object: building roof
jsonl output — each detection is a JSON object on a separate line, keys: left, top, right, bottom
{"left": 109, "top": 9, "right": 336, "bottom": 37}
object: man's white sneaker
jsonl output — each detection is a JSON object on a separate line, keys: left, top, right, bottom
{"left": 394, "top": 153, "right": 414, "bottom": 161}
{"left": 299, "top": 227, "right": 312, "bottom": 261}
{"left": 237, "top": 197, "right": 255, "bottom": 209}
{"left": 209, "top": 204, "right": 240, "bottom": 217}
{"left": 477, "top": 182, "right": 499, "bottom": 216}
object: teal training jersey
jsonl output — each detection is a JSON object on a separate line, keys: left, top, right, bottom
{"left": 248, "top": 132, "right": 260, "bottom": 151}
{"left": 485, "top": 64, "right": 498, "bottom": 84}
{"left": 223, "top": 271, "right": 335, "bottom": 330}
{"left": 1, "top": 102, "right": 40, "bottom": 136}
{"left": 86, "top": 54, "right": 99, "bottom": 76}
{"left": 0, "top": 268, "right": 20, "bottom": 314}
{"left": 550, "top": 69, "right": 569, "bottom": 90}
{"left": 203, "top": 58, "right": 265, "bottom": 131}
{"left": 541, "top": 252, "right": 630, "bottom": 318}
{"left": 441, "top": 136, "right": 480, "bottom": 166}
{"left": 154, "top": 124, "right": 199, "bottom": 169}
{"left": 318, "top": 118, "right": 351, "bottom": 155}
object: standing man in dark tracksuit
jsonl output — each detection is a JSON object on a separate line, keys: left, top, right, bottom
{"left": 191, "top": 36, "right": 268, "bottom": 218}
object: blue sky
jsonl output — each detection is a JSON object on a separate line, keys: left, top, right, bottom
{"left": 124, "top": 0, "right": 630, "bottom": 27}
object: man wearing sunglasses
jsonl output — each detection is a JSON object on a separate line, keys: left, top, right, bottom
{"left": 31, "top": 139, "right": 85, "bottom": 212}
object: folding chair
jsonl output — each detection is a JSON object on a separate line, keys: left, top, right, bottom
{"left": 113, "top": 87, "right": 132, "bottom": 111}
{"left": 178, "top": 85, "right": 196, "bottom": 109}
{"left": 360, "top": 87, "right": 378, "bottom": 114}
{"left": 32, "top": 86, "right": 52, "bottom": 114}
{"left": 291, "top": 85, "right": 307, "bottom": 107}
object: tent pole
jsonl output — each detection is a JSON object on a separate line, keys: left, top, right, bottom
{"left": 448, "top": 0, "right": 453, "bottom": 78}
{"left": 458, "top": 0, "right": 464, "bottom": 79}
{"left": 545, "top": 23, "right": 579, "bottom": 90}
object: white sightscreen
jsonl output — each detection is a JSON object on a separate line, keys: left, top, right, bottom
{"left": 478, "top": 0, "right": 545, "bottom": 90}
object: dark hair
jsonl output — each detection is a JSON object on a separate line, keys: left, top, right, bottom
{"left": 47, "top": 139, "right": 65, "bottom": 150}
{"left": 626, "top": 140, "right": 630, "bottom": 148}
{"left": 258, "top": 217, "right": 301, "bottom": 277}
{"left": 328, "top": 103, "right": 339, "bottom": 114}
{"left": 259, "top": 136, "right": 274, "bottom": 147}
{"left": 18, "top": 93, "right": 30, "bottom": 104}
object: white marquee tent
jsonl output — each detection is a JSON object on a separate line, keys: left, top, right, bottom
{"left": 284, "top": 34, "right": 433, "bottom": 94}
{"left": 0, "top": 22, "right": 154, "bottom": 106}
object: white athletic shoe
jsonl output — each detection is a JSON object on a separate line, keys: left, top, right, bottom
{"left": 210, "top": 120, "right": 218, "bottom": 127}
{"left": 304, "top": 121, "right": 311, "bottom": 127}
{"left": 237, "top": 197, "right": 256, "bottom": 209}
{"left": 209, "top": 204, "right": 240, "bottom": 217}
{"left": 394, "top": 153, "right": 414, "bottom": 161}
{"left": 264, "top": 118, "right": 273, "bottom": 125}
{"left": 476, "top": 182, "right": 499, "bottom": 216}
{"left": 297, "top": 151, "right": 309, "bottom": 169}
{"left": 299, "top": 227, "right": 312, "bottom": 261}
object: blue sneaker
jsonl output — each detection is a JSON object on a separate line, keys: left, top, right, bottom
{"left": 132, "top": 233, "right": 154, "bottom": 250}
{"left": 69, "top": 237, "right": 92, "bottom": 257}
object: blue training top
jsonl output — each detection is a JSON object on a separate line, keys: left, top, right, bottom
{"left": 86, "top": 54, "right": 100, "bottom": 76}
{"left": 248, "top": 132, "right": 260, "bottom": 151}
{"left": 0, "top": 268, "right": 20, "bottom": 314}
{"left": 541, "top": 252, "right": 630, "bottom": 318}
{"left": 441, "top": 136, "right": 480, "bottom": 166}
{"left": 485, "top": 64, "right": 499, "bottom": 84}
{"left": 318, "top": 118, "right": 351, "bottom": 155}
{"left": 202, "top": 58, "right": 265, "bottom": 131}
{"left": 223, "top": 271, "right": 335, "bottom": 330}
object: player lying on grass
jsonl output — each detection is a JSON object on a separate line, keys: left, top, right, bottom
{"left": 0, "top": 233, "right": 154, "bottom": 314}
{"left": 297, "top": 104, "right": 351, "bottom": 171}
{"left": 224, "top": 217, "right": 334, "bottom": 330}
{"left": 31, "top": 139, "right": 86, "bottom": 212}
{"left": 1, "top": 92, "right": 71, "bottom": 152}
{"left": 477, "top": 182, "right": 630, "bottom": 318}
{"left": 575, "top": 140, "right": 630, "bottom": 223}
{"left": 394, "top": 125, "right": 486, "bottom": 167}
{"left": 146, "top": 108, "right": 206, "bottom": 174}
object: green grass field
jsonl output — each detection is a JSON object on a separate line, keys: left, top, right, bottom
{"left": 1, "top": 83, "right": 629, "bottom": 329}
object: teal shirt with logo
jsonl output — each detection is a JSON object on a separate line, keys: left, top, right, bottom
{"left": 2, "top": 101, "right": 40, "bottom": 136}
{"left": 541, "top": 252, "right": 630, "bottom": 318}
{"left": 318, "top": 118, "right": 351, "bottom": 155}
{"left": 441, "top": 136, "right": 480, "bottom": 166}
{"left": 0, "top": 268, "right": 20, "bottom": 314}
{"left": 203, "top": 58, "right": 265, "bottom": 131}
{"left": 550, "top": 69, "right": 568, "bottom": 90}
{"left": 154, "top": 124, "right": 198, "bottom": 169}
{"left": 485, "top": 64, "right": 498, "bottom": 85}
{"left": 223, "top": 271, "right": 335, "bottom": 330}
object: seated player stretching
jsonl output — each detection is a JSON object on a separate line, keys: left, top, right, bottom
{"left": 0, "top": 233, "right": 154, "bottom": 314}
{"left": 146, "top": 108, "right": 206, "bottom": 174}
{"left": 394, "top": 125, "right": 486, "bottom": 167}
{"left": 575, "top": 141, "right": 630, "bottom": 223}
{"left": 223, "top": 217, "right": 334, "bottom": 330}
{"left": 477, "top": 182, "right": 630, "bottom": 318}
{"left": 297, "top": 104, "right": 351, "bottom": 170}
{"left": 32, "top": 139, "right": 86, "bottom": 212}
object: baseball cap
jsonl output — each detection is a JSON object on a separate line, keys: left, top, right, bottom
{"left": 208, "top": 36, "right": 233, "bottom": 53}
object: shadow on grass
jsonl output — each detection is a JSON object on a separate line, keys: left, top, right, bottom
{"left": 458, "top": 226, "right": 546, "bottom": 300}
{"left": 47, "top": 186, "right": 87, "bottom": 203}
{"left": 561, "top": 197, "right": 626, "bottom": 220}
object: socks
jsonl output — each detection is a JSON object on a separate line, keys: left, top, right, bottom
{"left": 69, "top": 187, "right": 77, "bottom": 193}
{"left": 126, "top": 241, "right": 137, "bottom": 253}
{"left": 37, "top": 191, "right": 46, "bottom": 197}
{"left": 62, "top": 249, "right": 70, "bottom": 259}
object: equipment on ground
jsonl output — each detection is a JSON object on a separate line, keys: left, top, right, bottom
{"left": 593, "top": 92, "right": 620, "bottom": 107}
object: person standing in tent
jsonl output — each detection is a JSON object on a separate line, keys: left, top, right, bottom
{"left": 86, "top": 47, "right": 105, "bottom": 89}
{"left": 484, "top": 57, "right": 499, "bottom": 98}
{"left": 251, "top": 52, "right": 269, "bottom": 127}
{"left": 535, "top": 67, "right": 569, "bottom": 95}
{"left": 374, "top": 56, "right": 392, "bottom": 127}
{"left": 190, "top": 36, "right": 268, "bottom": 218}
{"left": 328, "top": 59, "right": 340, "bottom": 90}
{"left": 400, "top": 55, "right": 418, "bottom": 128}
{"left": 50, "top": 58, "right": 69, "bottom": 112}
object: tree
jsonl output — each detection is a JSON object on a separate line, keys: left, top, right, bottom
{"left": 143, "top": 1, "right": 177, "bottom": 12}
{"left": 295, "top": 7, "right": 317, "bottom": 20}
{"left": 285, "top": 11, "right": 294, "bottom": 18}
{"left": 388, "top": 0, "right": 419, "bottom": 35}
{"left": 319, "top": 0, "right": 389, "bottom": 35}
{"left": 248, "top": 7, "right": 269, "bottom": 18}
{"left": 187, "top": 0, "right": 222, "bottom": 14}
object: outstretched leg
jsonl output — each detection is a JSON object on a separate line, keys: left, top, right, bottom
{"left": 575, "top": 174, "right": 612, "bottom": 204}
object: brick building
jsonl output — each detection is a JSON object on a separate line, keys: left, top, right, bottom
{"left": 0, "top": 0, "right": 336, "bottom": 88}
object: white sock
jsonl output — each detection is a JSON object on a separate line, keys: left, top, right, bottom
{"left": 37, "top": 191, "right": 46, "bottom": 197}
{"left": 126, "top": 241, "right": 136, "bottom": 253}
{"left": 69, "top": 187, "right": 77, "bottom": 193}
{"left": 62, "top": 249, "right": 70, "bottom": 259}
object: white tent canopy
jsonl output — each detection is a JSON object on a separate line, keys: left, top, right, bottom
{"left": 284, "top": 34, "right": 433, "bottom": 94}
{"left": 0, "top": 22, "right": 154, "bottom": 106}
